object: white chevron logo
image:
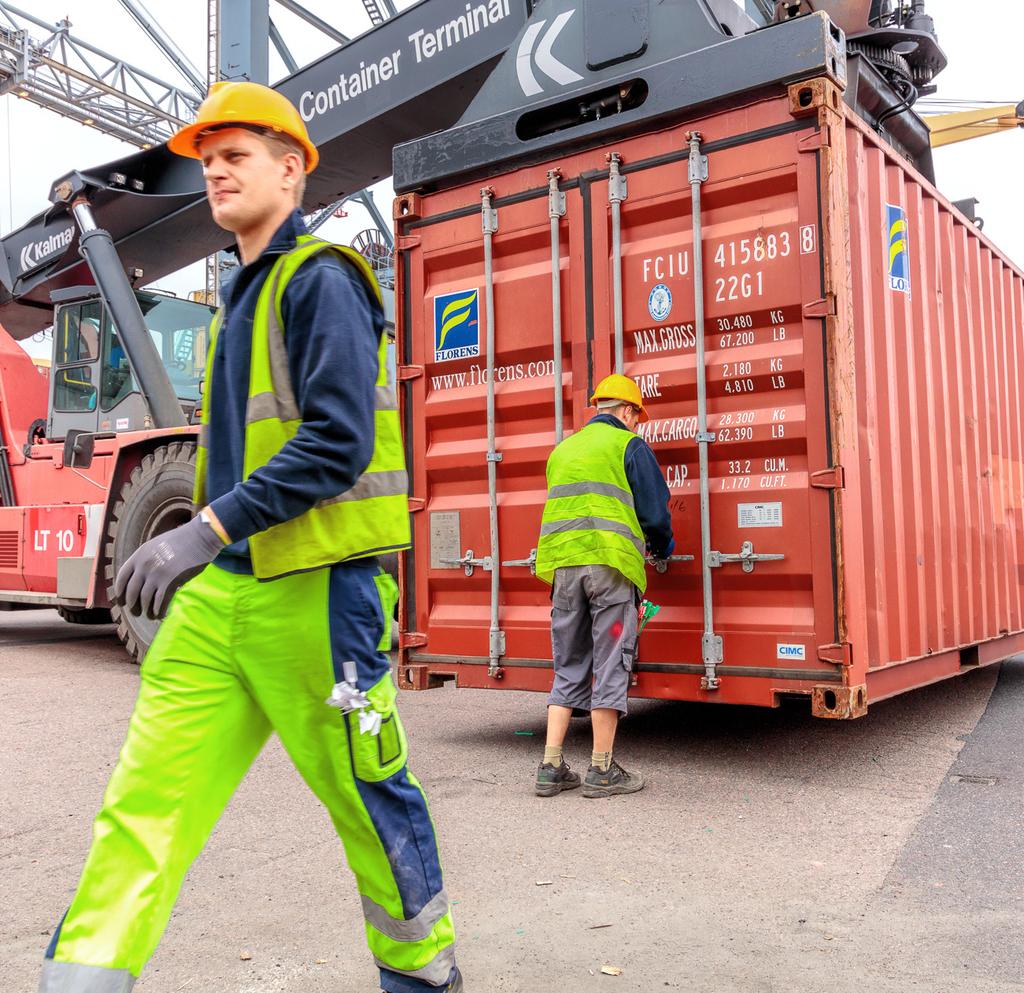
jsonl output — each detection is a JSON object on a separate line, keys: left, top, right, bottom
{"left": 516, "top": 10, "right": 584, "bottom": 96}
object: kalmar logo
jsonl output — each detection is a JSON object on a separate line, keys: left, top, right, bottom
{"left": 19, "top": 226, "right": 74, "bottom": 273}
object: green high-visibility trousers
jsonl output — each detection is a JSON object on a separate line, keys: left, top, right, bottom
{"left": 40, "top": 561, "right": 456, "bottom": 993}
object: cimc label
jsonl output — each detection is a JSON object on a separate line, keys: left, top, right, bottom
{"left": 433, "top": 289, "right": 480, "bottom": 363}
{"left": 777, "top": 643, "right": 807, "bottom": 661}
{"left": 886, "top": 204, "right": 911, "bottom": 295}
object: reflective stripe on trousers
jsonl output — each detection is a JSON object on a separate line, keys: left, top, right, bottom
{"left": 39, "top": 962, "right": 134, "bottom": 993}
{"left": 375, "top": 943, "right": 457, "bottom": 987}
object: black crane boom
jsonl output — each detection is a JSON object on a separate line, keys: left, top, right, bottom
{"left": 0, "top": 0, "right": 532, "bottom": 338}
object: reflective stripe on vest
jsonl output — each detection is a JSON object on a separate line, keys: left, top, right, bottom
{"left": 194, "top": 235, "right": 410, "bottom": 579}
{"left": 539, "top": 515, "right": 645, "bottom": 555}
{"left": 546, "top": 480, "right": 635, "bottom": 509}
{"left": 535, "top": 421, "right": 647, "bottom": 592}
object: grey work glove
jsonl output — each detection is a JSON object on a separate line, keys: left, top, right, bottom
{"left": 114, "top": 513, "right": 226, "bottom": 621}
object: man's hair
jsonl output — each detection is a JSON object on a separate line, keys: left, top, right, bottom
{"left": 257, "top": 131, "right": 307, "bottom": 206}
{"left": 596, "top": 398, "right": 635, "bottom": 416}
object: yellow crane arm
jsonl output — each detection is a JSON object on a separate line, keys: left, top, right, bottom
{"left": 925, "top": 102, "right": 1024, "bottom": 148}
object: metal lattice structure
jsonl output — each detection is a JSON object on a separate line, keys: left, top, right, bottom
{"left": 205, "top": 0, "right": 222, "bottom": 305}
{"left": 361, "top": 0, "right": 399, "bottom": 27}
{"left": 0, "top": 2, "right": 202, "bottom": 148}
{"left": 1, "top": 0, "right": 400, "bottom": 305}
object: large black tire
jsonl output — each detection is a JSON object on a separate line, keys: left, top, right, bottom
{"left": 104, "top": 441, "right": 196, "bottom": 663}
{"left": 57, "top": 605, "right": 113, "bottom": 625}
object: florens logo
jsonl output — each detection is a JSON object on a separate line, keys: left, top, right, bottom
{"left": 886, "top": 204, "right": 910, "bottom": 295}
{"left": 434, "top": 288, "right": 480, "bottom": 363}
{"left": 19, "top": 226, "right": 75, "bottom": 273}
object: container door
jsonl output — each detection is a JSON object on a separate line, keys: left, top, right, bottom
{"left": 402, "top": 182, "right": 584, "bottom": 674}
{"left": 584, "top": 124, "right": 843, "bottom": 701}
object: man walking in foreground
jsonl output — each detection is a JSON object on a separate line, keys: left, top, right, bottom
{"left": 533, "top": 375, "right": 674, "bottom": 799}
{"left": 40, "top": 82, "right": 459, "bottom": 993}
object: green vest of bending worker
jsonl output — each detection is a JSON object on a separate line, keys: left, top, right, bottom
{"left": 40, "top": 82, "right": 463, "bottom": 993}
{"left": 534, "top": 374, "right": 674, "bottom": 800}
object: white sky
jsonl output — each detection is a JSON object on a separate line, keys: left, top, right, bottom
{"left": 2, "top": 0, "right": 1022, "bottom": 359}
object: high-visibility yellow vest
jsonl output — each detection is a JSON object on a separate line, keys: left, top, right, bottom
{"left": 535, "top": 421, "right": 647, "bottom": 592}
{"left": 194, "top": 235, "right": 410, "bottom": 580}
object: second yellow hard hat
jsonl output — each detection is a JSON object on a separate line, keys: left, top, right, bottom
{"left": 590, "top": 374, "right": 648, "bottom": 422}
{"left": 168, "top": 81, "right": 319, "bottom": 173}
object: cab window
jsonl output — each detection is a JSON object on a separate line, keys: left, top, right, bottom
{"left": 53, "top": 302, "right": 100, "bottom": 412}
{"left": 101, "top": 328, "right": 133, "bottom": 410}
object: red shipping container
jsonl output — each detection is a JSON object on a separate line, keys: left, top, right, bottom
{"left": 395, "top": 77, "right": 1024, "bottom": 718}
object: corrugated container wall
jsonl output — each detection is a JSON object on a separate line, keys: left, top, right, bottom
{"left": 395, "top": 78, "right": 1024, "bottom": 718}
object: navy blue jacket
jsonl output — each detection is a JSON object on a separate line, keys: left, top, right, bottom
{"left": 588, "top": 413, "right": 674, "bottom": 560}
{"left": 205, "top": 210, "right": 384, "bottom": 570}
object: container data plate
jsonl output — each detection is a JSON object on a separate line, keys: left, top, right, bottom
{"left": 738, "top": 503, "right": 784, "bottom": 529}
{"left": 430, "top": 511, "right": 462, "bottom": 570}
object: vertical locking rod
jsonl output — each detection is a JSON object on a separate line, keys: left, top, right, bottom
{"left": 608, "top": 153, "right": 628, "bottom": 374}
{"left": 548, "top": 169, "right": 567, "bottom": 443}
{"left": 687, "top": 132, "right": 723, "bottom": 691}
{"left": 481, "top": 188, "right": 505, "bottom": 678}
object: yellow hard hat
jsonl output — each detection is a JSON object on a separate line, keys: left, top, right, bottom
{"left": 590, "top": 373, "right": 648, "bottom": 422}
{"left": 168, "top": 81, "right": 319, "bottom": 173}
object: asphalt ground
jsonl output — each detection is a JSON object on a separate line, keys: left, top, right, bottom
{"left": 2, "top": 610, "right": 1022, "bottom": 993}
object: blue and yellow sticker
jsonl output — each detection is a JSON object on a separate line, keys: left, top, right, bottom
{"left": 434, "top": 288, "right": 480, "bottom": 363}
{"left": 886, "top": 204, "right": 911, "bottom": 295}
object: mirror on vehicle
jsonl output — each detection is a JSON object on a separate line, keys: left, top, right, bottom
{"left": 63, "top": 429, "right": 95, "bottom": 469}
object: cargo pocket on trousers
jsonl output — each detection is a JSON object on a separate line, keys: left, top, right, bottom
{"left": 619, "top": 590, "right": 639, "bottom": 676}
{"left": 347, "top": 673, "right": 408, "bottom": 783}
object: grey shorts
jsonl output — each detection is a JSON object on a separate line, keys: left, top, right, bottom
{"left": 548, "top": 564, "right": 638, "bottom": 715}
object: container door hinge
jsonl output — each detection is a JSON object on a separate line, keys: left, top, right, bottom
{"left": 803, "top": 295, "right": 836, "bottom": 319}
{"left": 607, "top": 152, "right": 628, "bottom": 202}
{"left": 396, "top": 234, "right": 421, "bottom": 251}
{"left": 407, "top": 497, "right": 425, "bottom": 513}
{"left": 401, "top": 631, "right": 428, "bottom": 649}
{"left": 798, "top": 125, "right": 832, "bottom": 153}
{"left": 394, "top": 193, "right": 422, "bottom": 225}
{"left": 701, "top": 633, "right": 724, "bottom": 691}
{"left": 480, "top": 187, "right": 499, "bottom": 235}
{"left": 399, "top": 365, "right": 424, "bottom": 382}
{"left": 490, "top": 629, "right": 506, "bottom": 659}
{"left": 811, "top": 465, "right": 845, "bottom": 490}
{"left": 817, "top": 642, "right": 853, "bottom": 667}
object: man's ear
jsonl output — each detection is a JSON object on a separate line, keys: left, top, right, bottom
{"left": 283, "top": 151, "right": 303, "bottom": 187}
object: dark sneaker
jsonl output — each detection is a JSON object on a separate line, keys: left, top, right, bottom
{"left": 582, "top": 760, "right": 645, "bottom": 798}
{"left": 534, "top": 760, "right": 582, "bottom": 797}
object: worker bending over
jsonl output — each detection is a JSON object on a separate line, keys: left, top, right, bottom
{"left": 40, "top": 83, "right": 460, "bottom": 993}
{"left": 534, "top": 375, "right": 674, "bottom": 799}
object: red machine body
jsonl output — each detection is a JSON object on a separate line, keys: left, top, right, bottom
{"left": 0, "top": 327, "right": 198, "bottom": 654}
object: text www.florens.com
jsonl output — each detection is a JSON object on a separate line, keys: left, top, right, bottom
{"left": 431, "top": 360, "right": 556, "bottom": 391}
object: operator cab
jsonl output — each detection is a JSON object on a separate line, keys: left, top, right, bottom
{"left": 48, "top": 286, "right": 215, "bottom": 440}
